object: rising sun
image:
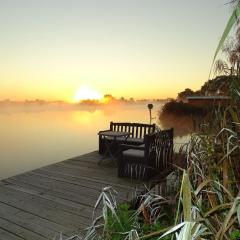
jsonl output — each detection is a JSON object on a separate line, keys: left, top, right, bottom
{"left": 74, "top": 86, "right": 103, "bottom": 102}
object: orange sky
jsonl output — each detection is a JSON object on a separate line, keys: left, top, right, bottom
{"left": 0, "top": 1, "right": 230, "bottom": 102}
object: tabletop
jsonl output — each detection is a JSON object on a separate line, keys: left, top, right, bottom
{"left": 98, "top": 130, "right": 131, "bottom": 138}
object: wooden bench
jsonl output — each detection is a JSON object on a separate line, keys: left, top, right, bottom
{"left": 98, "top": 122, "right": 156, "bottom": 154}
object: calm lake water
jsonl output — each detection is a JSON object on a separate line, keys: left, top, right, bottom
{"left": 0, "top": 103, "right": 188, "bottom": 179}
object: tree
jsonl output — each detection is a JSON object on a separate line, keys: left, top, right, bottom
{"left": 177, "top": 88, "right": 195, "bottom": 100}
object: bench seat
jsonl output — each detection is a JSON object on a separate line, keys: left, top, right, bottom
{"left": 104, "top": 136, "right": 144, "bottom": 144}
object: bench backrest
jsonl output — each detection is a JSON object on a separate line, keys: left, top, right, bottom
{"left": 110, "top": 122, "right": 156, "bottom": 138}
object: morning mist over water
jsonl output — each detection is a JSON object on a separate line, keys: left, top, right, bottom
{"left": 0, "top": 102, "right": 190, "bottom": 180}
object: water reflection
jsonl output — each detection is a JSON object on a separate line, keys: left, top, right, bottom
{"left": 159, "top": 113, "right": 195, "bottom": 137}
{"left": 0, "top": 103, "right": 191, "bottom": 179}
{"left": 0, "top": 104, "right": 160, "bottom": 179}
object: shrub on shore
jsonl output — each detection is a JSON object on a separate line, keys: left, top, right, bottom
{"left": 158, "top": 100, "right": 208, "bottom": 136}
{"left": 160, "top": 100, "right": 207, "bottom": 117}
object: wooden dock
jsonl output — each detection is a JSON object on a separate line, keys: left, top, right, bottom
{"left": 0, "top": 151, "right": 144, "bottom": 240}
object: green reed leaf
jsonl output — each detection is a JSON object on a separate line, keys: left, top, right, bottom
{"left": 182, "top": 172, "right": 192, "bottom": 222}
{"left": 210, "top": 3, "right": 240, "bottom": 76}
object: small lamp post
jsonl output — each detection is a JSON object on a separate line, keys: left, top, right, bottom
{"left": 147, "top": 103, "right": 153, "bottom": 124}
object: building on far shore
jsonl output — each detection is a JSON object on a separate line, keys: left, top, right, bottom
{"left": 185, "top": 96, "right": 231, "bottom": 107}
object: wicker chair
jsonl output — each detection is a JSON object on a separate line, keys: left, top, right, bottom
{"left": 118, "top": 128, "right": 173, "bottom": 180}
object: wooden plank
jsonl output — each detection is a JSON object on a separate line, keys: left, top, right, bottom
{"left": 64, "top": 158, "right": 117, "bottom": 172}
{"left": 67, "top": 151, "right": 99, "bottom": 162}
{"left": 0, "top": 184, "right": 90, "bottom": 230}
{"left": 45, "top": 162, "right": 136, "bottom": 185}
{"left": 36, "top": 166, "right": 145, "bottom": 193}
{"left": 33, "top": 169, "right": 126, "bottom": 191}
{"left": 6, "top": 172, "right": 128, "bottom": 202}
{"left": 7, "top": 173, "right": 100, "bottom": 202}
{"left": 0, "top": 202, "right": 72, "bottom": 239}
{"left": 0, "top": 227, "right": 24, "bottom": 240}
{"left": 140, "top": 127, "right": 143, "bottom": 138}
{"left": 66, "top": 158, "right": 112, "bottom": 168}
{"left": 0, "top": 218, "right": 48, "bottom": 240}
{"left": 2, "top": 179, "right": 98, "bottom": 217}
{"left": 136, "top": 126, "right": 139, "bottom": 138}
{"left": 32, "top": 169, "right": 143, "bottom": 201}
{"left": 10, "top": 173, "right": 100, "bottom": 199}
{"left": 34, "top": 167, "right": 139, "bottom": 190}
{"left": 58, "top": 161, "right": 118, "bottom": 176}
{"left": 60, "top": 161, "right": 136, "bottom": 185}
{"left": 39, "top": 164, "right": 144, "bottom": 196}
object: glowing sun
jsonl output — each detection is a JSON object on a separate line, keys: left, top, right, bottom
{"left": 74, "top": 86, "right": 103, "bottom": 102}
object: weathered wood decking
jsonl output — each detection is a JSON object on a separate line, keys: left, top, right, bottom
{"left": 0, "top": 151, "right": 144, "bottom": 240}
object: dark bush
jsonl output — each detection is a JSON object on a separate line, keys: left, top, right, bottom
{"left": 160, "top": 100, "right": 207, "bottom": 117}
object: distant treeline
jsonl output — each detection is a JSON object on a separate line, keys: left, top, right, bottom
{"left": 177, "top": 75, "right": 239, "bottom": 101}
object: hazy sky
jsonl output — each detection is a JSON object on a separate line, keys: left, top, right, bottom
{"left": 0, "top": 0, "right": 232, "bottom": 101}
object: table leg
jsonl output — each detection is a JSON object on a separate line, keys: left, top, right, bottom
{"left": 98, "top": 139, "right": 118, "bottom": 165}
